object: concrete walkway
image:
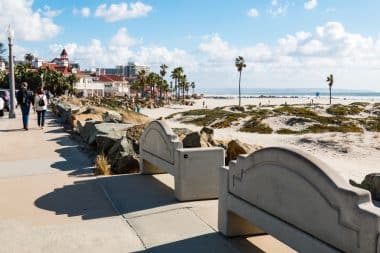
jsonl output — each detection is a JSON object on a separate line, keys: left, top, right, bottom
{"left": 0, "top": 110, "right": 295, "bottom": 253}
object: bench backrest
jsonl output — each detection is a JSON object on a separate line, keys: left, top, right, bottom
{"left": 140, "top": 120, "right": 183, "bottom": 165}
{"left": 228, "top": 147, "right": 380, "bottom": 253}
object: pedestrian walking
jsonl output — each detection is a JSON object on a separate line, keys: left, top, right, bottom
{"left": 16, "top": 82, "right": 34, "bottom": 130}
{"left": 34, "top": 87, "right": 48, "bottom": 129}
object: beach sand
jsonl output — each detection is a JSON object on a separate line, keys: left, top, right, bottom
{"left": 141, "top": 97, "right": 380, "bottom": 183}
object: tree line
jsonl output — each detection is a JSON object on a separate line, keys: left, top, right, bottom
{"left": 0, "top": 53, "right": 78, "bottom": 96}
{"left": 132, "top": 64, "right": 195, "bottom": 102}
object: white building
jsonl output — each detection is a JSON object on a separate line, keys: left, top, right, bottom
{"left": 74, "top": 75, "right": 104, "bottom": 97}
{"left": 125, "top": 62, "right": 150, "bottom": 77}
{"left": 0, "top": 61, "right": 5, "bottom": 71}
{"left": 97, "top": 75, "right": 130, "bottom": 96}
{"left": 32, "top": 58, "right": 44, "bottom": 69}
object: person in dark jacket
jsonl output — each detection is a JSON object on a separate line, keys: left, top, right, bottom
{"left": 16, "top": 82, "right": 34, "bottom": 130}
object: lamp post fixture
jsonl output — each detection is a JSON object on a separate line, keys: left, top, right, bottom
{"left": 7, "top": 25, "right": 16, "bottom": 119}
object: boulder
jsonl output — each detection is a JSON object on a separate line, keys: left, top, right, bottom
{"left": 79, "top": 120, "right": 100, "bottom": 144}
{"left": 183, "top": 132, "right": 213, "bottom": 148}
{"left": 54, "top": 101, "right": 81, "bottom": 123}
{"left": 103, "top": 111, "right": 122, "bottom": 123}
{"left": 172, "top": 128, "right": 192, "bottom": 142}
{"left": 350, "top": 173, "right": 380, "bottom": 201}
{"left": 125, "top": 124, "right": 148, "bottom": 143}
{"left": 80, "top": 121, "right": 132, "bottom": 145}
{"left": 182, "top": 127, "right": 217, "bottom": 148}
{"left": 70, "top": 113, "right": 103, "bottom": 130}
{"left": 225, "top": 140, "right": 262, "bottom": 165}
{"left": 107, "top": 137, "right": 139, "bottom": 174}
{"left": 200, "top": 127, "right": 216, "bottom": 145}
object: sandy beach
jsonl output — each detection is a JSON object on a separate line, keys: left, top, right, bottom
{"left": 141, "top": 96, "right": 380, "bottom": 183}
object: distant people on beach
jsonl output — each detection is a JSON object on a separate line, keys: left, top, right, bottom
{"left": 16, "top": 82, "right": 34, "bottom": 130}
{"left": 202, "top": 100, "right": 205, "bottom": 108}
{"left": 34, "top": 87, "right": 48, "bottom": 129}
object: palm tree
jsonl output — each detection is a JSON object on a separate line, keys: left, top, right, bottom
{"left": 190, "top": 82, "right": 195, "bottom": 95}
{"left": 179, "top": 74, "right": 187, "bottom": 102}
{"left": 171, "top": 67, "right": 184, "bottom": 100}
{"left": 147, "top": 72, "right": 160, "bottom": 99}
{"left": 160, "top": 64, "right": 168, "bottom": 78}
{"left": 235, "top": 56, "right": 246, "bottom": 107}
{"left": 136, "top": 69, "right": 147, "bottom": 98}
{"left": 326, "top": 74, "right": 334, "bottom": 105}
{"left": 66, "top": 74, "right": 79, "bottom": 95}
{"left": 159, "top": 64, "right": 168, "bottom": 99}
{"left": 24, "top": 53, "right": 34, "bottom": 65}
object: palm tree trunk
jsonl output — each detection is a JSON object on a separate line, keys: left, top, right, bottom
{"left": 329, "top": 86, "right": 331, "bottom": 105}
{"left": 238, "top": 71, "right": 242, "bottom": 107}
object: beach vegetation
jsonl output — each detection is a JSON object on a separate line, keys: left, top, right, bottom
{"left": 360, "top": 117, "right": 380, "bottom": 132}
{"left": 94, "top": 154, "right": 112, "bottom": 175}
{"left": 326, "top": 104, "right": 364, "bottom": 116}
{"left": 302, "top": 123, "right": 363, "bottom": 133}
{"left": 240, "top": 118, "right": 273, "bottom": 133}
{"left": 167, "top": 108, "right": 246, "bottom": 128}
{"left": 273, "top": 106, "right": 317, "bottom": 117}
{"left": 277, "top": 128, "right": 300, "bottom": 134}
{"left": 350, "top": 102, "right": 370, "bottom": 107}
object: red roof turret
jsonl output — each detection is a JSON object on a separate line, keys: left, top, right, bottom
{"left": 60, "top": 49, "right": 68, "bottom": 58}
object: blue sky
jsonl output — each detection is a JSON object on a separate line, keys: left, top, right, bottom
{"left": 1, "top": 0, "right": 380, "bottom": 90}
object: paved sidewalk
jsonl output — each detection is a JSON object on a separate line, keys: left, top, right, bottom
{"left": 0, "top": 110, "right": 295, "bottom": 253}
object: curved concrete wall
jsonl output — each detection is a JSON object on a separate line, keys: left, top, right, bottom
{"left": 219, "top": 147, "right": 380, "bottom": 253}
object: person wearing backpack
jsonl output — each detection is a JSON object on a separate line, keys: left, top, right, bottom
{"left": 34, "top": 87, "right": 48, "bottom": 129}
{"left": 16, "top": 82, "right": 34, "bottom": 130}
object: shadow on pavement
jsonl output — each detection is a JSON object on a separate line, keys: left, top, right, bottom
{"left": 34, "top": 174, "right": 176, "bottom": 220}
{"left": 132, "top": 233, "right": 265, "bottom": 253}
{"left": 0, "top": 128, "right": 25, "bottom": 132}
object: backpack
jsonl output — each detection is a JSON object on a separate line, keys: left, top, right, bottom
{"left": 38, "top": 95, "right": 45, "bottom": 106}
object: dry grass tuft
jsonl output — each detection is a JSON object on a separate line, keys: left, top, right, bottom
{"left": 94, "top": 154, "right": 112, "bottom": 175}
{"left": 121, "top": 110, "right": 150, "bottom": 124}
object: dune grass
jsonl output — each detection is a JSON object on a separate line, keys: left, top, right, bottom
{"left": 94, "top": 154, "right": 112, "bottom": 175}
{"left": 240, "top": 118, "right": 273, "bottom": 134}
{"left": 326, "top": 104, "right": 364, "bottom": 116}
{"left": 167, "top": 109, "right": 247, "bottom": 128}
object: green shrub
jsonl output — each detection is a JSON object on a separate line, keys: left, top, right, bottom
{"left": 181, "top": 109, "right": 246, "bottom": 128}
{"left": 240, "top": 118, "right": 273, "bottom": 134}
{"left": 277, "top": 128, "right": 300, "bottom": 134}
{"left": 302, "top": 123, "right": 363, "bottom": 133}
{"left": 326, "top": 104, "right": 364, "bottom": 116}
{"left": 274, "top": 106, "right": 317, "bottom": 117}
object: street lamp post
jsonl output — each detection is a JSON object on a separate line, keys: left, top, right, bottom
{"left": 7, "top": 25, "right": 16, "bottom": 119}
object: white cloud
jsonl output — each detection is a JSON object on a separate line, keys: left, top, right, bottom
{"left": 48, "top": 27, "right": 196, "bottom": 71}
{"left": 73, "top": 7, "right": 91, "bottom": 17}
{"left": 94, "top": 1, "right": 152, "bottom": 22}
{"left": 304, "top": 0, "right": 318, "bottom": 10}
{"left": 268, "top": 1, "right": 289, "bottom": 16}
{"left": 40, "top": 5, "right": 63, "bottom": 18}
{"left": 0, "top": 0, "right": 61, "bottom": 41}
{"left": 81, "top": 7, "right": 91, "bottom": 17}
{"left": 45, "top": 21, "right": 380, "bottom": 89}
{"left": 247, "top": 8, "right": 259, "bottom": 17}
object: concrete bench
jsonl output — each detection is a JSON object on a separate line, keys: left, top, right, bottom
{"left": 218, "top": 147, "right": 380, "bottom": 253}
{"left": 139, "top": 120, "right": 224, "bottom": 201}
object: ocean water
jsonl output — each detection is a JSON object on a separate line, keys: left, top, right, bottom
{"left": 197, "top": 88, "right": 380, "bottom": 99}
